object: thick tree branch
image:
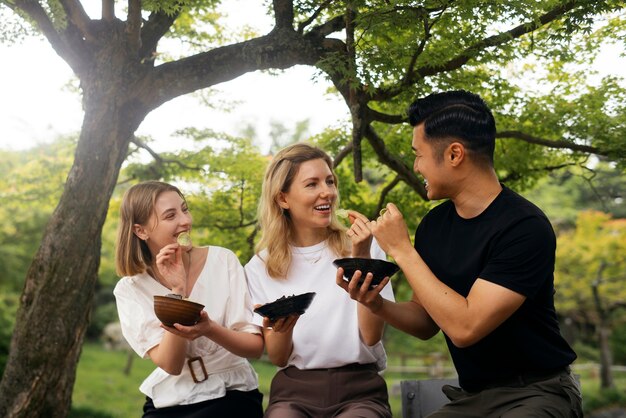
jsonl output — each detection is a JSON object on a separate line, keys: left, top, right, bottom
{"left": 497, "top": 130, "right": 600, "bottom": 154}
{"left": 145, "top": 29, "right": 323, "bottom": 111}
{"left": 59, "top": 0, "right": 95, "bottom": 41}
{"left": 333, "top": 142, "right": 354, "bottom": 167}
{"left": 346, "top": 4, "right": 363, "bottom": 182}
{"left": 499, "top": 162, "right": 576, "bottom": 183}
{"left": 273, "top": 0, "right": 294, "bottom": 29}
{"left": 368, "top": 108, "right": 405, "bottom": 124}
{"left": 364, "top": 125, "right": 427, "bottom": 199}
{"left": 298, "top": 0, "right": 334, "bottom": 34}
{"left": 131, "top": 137, "right": 201, "bottom": 171}
{"left": 12, "top": 0, "right": 84, "bottom": 72}
{"left": 308, "top": 15, "right": 346, "bottom": 38}
{"left": 126, "top": 0, "right": 142, "bottom": 53}
{"left": 102, "top": 0, "right": 115, "bottom": 21}
{"left": 140, "top": 11, "right": 178, "bottom": 61}
{"left": 374, "top": 0, "right": 583, "bottom": 101}
{"left": 374, "top": 176, "right": 401, "bottom": 218}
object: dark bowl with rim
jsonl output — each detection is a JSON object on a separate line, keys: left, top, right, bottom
{"left": 254, "top": 292, "right": 316, "bottom": 322}
{"left": 333, "top": 257, "right": 400, "bottom": 289}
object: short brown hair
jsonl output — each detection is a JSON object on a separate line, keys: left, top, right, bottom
{"left": 115, "top": 181, "right": 185, "bottom": 277}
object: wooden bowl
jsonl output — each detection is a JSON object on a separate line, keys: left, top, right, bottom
{"left": 154, "top": 295, "right": 205, "bottom": 327}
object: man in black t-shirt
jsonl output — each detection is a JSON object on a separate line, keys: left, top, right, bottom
{"left": 338, "top": 90, "right": 582, "bottom": 417}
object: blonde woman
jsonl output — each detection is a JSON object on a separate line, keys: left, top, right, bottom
{"left": 245, "top": 143, "right": 394, "bottom": 417}
{"left": 114, "top": 180, "right": 263, "bottom": 418}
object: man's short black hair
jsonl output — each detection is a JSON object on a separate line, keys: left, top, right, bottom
{"left": 407, "top": 90, "right": 496, "bottom": 166}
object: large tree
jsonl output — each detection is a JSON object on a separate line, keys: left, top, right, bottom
{"left": 1, "top": 1, "right": 625, "bottom": 416}
{"left": 555, "top": 210, "right": 626, "bottom": 389}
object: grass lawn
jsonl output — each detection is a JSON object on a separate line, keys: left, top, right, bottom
{"left": 71, "top": 344, "right": 154, "bottom": 417}
{"left": 71, "top": 344, "right": 407, "bottom": 417}
{"left": 72, "top": 343, "right": 625, "bottom": 417}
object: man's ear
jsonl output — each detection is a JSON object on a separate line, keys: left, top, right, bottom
{"left": 133, "top": 224, "right": 148, "bottom": 241}
{"left": 276, "top": 192, "right": 290, "bottom": 210}
{"left": 448, "top": 142, "right": 465, "bottom": 166}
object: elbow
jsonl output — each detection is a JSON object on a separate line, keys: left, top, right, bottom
{"left": 268, "top": 353, "right": 289, "bottom": 368}
{"left": 449, "top": 336, "right": 472, "bottom": 349}
{"left": 362, "top": 329, "right": 383, "bottom": 347}
{"left": 271, "top": 358, "right": 289, "bottom": 368}
{"left": 448, "top": 327, "right": 482, "bottom": 348}
{"left": 248, "top": 335, "right": 265, "bottom": 359}
{"left": 160, "top": 363, "right": 184, "bottom": 375}
{"left": 410, "top": 327, "right": 439, "bottom": 341}
{"left": 363, "top": 335, "right": 381, "bottom": 347}
{"left": 403, "top": 320, "right": 440, "bottom": 340}
{"left": 250, "top": 345, "right": 265, "bottom": 359}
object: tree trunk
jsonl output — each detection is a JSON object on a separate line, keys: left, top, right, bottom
{"left": 598, "top": 325, "right": 615, "bottom": 389}
{"left": 591, "top": 268, "right": 615, "bottom": 390}
{"left": 0, "top": 13, "right": 321, "bottom": 415}
{"left": 0, "top": 92, "right": 145, "bottom": 417}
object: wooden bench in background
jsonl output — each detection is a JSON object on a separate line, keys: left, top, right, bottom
{"left": 400, "top": 378, "right": 458, "bottom": 418}
{"left": 401, "top": 374, "right": 581, "bottom": 417}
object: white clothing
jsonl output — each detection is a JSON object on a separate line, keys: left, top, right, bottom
{"left": 244, "top": 240, "right": 395, "bottom": 371}
{"left": 114, "top": 246, "right": 260, "bottom": 408}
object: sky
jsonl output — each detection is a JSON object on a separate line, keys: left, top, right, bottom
{"left": 0, "top": 1, "right": 349, "bottom": 154}
{"left": 1, "top": 3, "right": 625, "bottom": 155}
{"left": 0, "top": 39, "right": 348, "bottom": 153}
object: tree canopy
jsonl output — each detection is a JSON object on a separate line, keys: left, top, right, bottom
{"left": 1, "top": 1, "right": 625, "bottom": 416}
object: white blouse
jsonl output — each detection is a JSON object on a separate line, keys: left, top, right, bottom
{"left": 244, "top": 240, "right": 395, "bottom": 371}
{"left": 114, "top": 246, "right": 261, "bottom": 408}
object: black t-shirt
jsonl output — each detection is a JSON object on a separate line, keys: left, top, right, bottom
{"left": 414, "top": 185, "right": 576, "bottom": 391}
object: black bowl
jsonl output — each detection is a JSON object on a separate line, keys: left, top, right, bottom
{"left": 254, "top": 292, "right": 316, "bottom": 321}
{"left": 333, "top": 257, "right": 400, "bottom": 289}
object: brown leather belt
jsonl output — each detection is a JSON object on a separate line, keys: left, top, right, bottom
{"left": 187, "top": 356, "right": 208, "bottom": 383}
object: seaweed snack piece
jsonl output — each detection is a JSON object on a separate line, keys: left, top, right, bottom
{"left": 177, "top": 232, "right": 192, "bottom": 247}
{"left": 336, "top": 208, "right": 349, "bottom": 219}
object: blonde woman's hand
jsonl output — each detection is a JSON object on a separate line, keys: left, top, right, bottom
{"left": 264, "top": 314, "right": 299, "bottom": 333}
{"left": 252, "top": 303, "right": 300, "bottom": 333}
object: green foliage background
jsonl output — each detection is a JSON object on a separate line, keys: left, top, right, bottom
{"left": 1, "top": 1, "right": 626, "bottom": 413}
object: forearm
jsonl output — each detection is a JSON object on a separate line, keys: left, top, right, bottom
{"left": 149, "top": 332, "right": 189, "bottom": 375}
{"left": 351, "top": 242, "right": 372, "bottom": 259}
{"left": 206, "top": 325, "right": 264, "bottom": 358}
{"left": 375, "top": 298, "right": 439, "bottom": 340}
{"left": 357, "top": 303, "right": 385, "bottom": 345}
{"left": 392, "top": 248, "right": 475, "bottom": 342}
{"left": 264, "top": 329, "right": 294, "bottom": 367}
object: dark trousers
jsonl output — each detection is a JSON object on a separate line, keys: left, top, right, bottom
{"left": 142, "top": 388, "right": 263, "bottom": 418}
{"left": 265, "top": 363, "right": 392, "bottom": 418}
{"left": 427, "top": 369, "right": 583, "bottom": 418}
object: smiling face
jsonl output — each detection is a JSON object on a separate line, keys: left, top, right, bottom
{"left": 133, "top": 190, "right": 192, "bottom": 255}
{"left": 412, "top": 123, "right": 453, "bottom": 201}
{"left": 277, "top": 158, "right": 337, "bottom": 245}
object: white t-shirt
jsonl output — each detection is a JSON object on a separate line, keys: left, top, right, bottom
{"left": 244, "top": 240, "right": 395, "bottom": 371}
{"left": 114, "top": 246, "right": 260, "bottom": 408}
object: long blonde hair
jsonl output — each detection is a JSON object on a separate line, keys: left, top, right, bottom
{"left": 256, "top": 143, "right": 350, "bottom": 278}
{"left": 115, "top": 181, "right": 186, "bottom": 277}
